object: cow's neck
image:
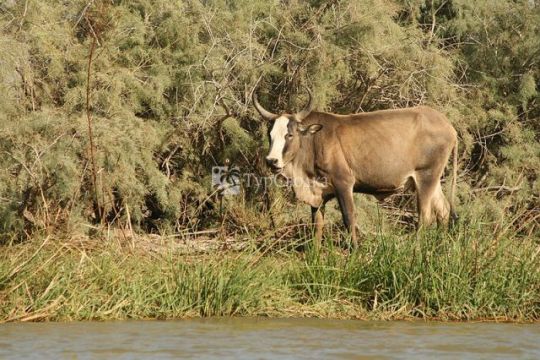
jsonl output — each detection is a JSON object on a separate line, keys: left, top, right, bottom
{"left": 283, "top": 137, "right": 324, "bottom": 207}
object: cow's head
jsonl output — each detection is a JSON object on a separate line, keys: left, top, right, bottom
{"left": 253, "top": 89, "right": 322, "bottom": 174}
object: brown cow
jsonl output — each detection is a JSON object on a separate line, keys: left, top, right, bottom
{"left": 253, "top": 90, "right": 458, "bottom": 248}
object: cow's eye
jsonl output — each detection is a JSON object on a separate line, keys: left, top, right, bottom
{"left": 286, "top": 134, "right": 293, "bottom": 139}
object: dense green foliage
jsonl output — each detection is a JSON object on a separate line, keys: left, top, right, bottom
{"left": 0, "top": 0, "right": 538, "bottom": 239}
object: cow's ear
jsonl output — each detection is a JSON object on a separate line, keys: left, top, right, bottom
{"left": 298, "top": 124, "right": 322, "bottom": 135}
{"left": 304, "top": 124, "right": 322, "bottom": 134}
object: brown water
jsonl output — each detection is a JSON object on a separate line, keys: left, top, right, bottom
{"left": 0, "top": 318, "right": 539, "bottom": 359}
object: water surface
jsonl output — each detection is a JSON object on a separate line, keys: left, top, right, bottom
{"left": 1, "top": 318, "right": 539, "bottom": 359}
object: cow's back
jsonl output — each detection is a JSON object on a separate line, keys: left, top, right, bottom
{"left": 306, "top": 107, "right": 456, "bottom": 191}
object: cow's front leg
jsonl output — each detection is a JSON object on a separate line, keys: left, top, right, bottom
{"left": 311, "top": 205, "right": 325, "bottom": 250}
{"left": 335, "top": 184, "right": 358, "bottom": 248}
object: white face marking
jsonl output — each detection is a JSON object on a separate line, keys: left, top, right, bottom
{"left": 267, "top": 116, "right": 290, "bottom": 168}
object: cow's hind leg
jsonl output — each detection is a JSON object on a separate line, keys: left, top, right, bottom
{"left": 414, "top": 171, "right": 440, "bottom": 230}
{"left": 431, "top": 182, "right": 450, "bottom": 226}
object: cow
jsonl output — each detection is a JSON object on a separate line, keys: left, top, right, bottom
{"left": 253, "top": 89, "right": 458, "bottom": 248}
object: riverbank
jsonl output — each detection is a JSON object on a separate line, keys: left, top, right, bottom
{"left": 1, "top": 225, "right": 539, "bottom": 323}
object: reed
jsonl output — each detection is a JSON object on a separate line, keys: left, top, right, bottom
{"left": 1, "top": 218, "right": 538, "bottom": 323}
{"left": 291, "top": 224, "right": 539, "bottom": 321}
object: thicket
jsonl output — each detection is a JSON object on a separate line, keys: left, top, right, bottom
{"left": 0, "top": 0, "right": 539, "bottom": 241}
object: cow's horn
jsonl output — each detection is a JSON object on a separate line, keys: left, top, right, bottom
{"left": 253, "top": 92, "right": 278, "bottom": 121}
{"left": 295, "top": 88, "right": 314, "bottom": 122}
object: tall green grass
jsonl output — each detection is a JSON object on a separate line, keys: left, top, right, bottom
{"left": 291, "top": 223, "right": 539, "bottom": 320}
{"left": 1, "top": 221, "right": 538, "bottom": 322}
{"left": 0, "top": 241, "right": 290, "bottom": 321}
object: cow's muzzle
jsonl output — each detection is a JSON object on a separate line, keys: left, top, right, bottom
{"left": 265, "top": 157, "right": 282, "bottom": 173}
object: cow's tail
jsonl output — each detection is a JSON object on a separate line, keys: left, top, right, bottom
{"left": 449, "top": 139, "right": 459, "bottom": 227}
